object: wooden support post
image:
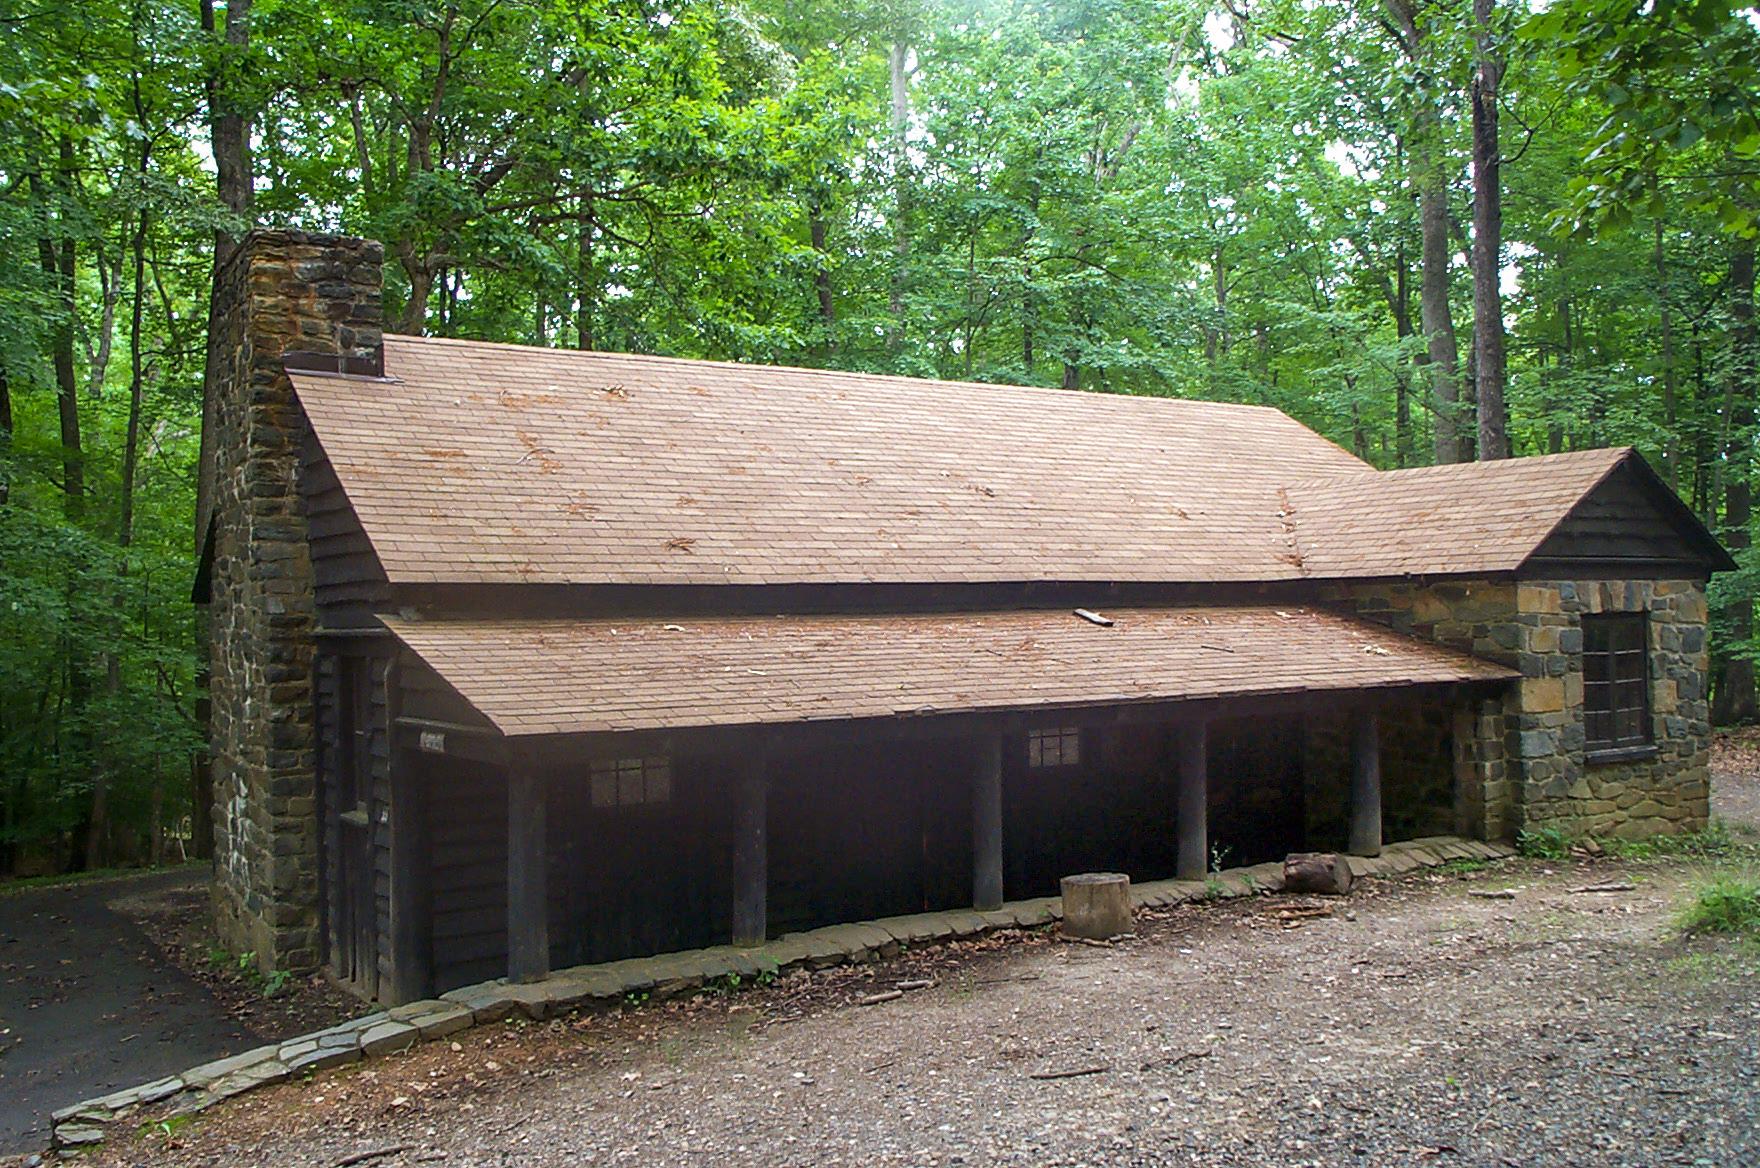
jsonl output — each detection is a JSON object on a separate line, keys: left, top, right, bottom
{"left": 506, "top": 769, "right": 549, "bottom": 983}
{"left": 1177, "top": 721, "right": 1208, "bottom": 881}
{"left": 731, "top": 766, "right": 768, "bottom": 947}
{"left": 386, "top": 751, "right": 432, "bottom": 1004}
{"left": 972, "top": 734, "right": 1004, "bottom": 911}
{"left": 1350, "top": 710, "right": 1383, "bottom": 857}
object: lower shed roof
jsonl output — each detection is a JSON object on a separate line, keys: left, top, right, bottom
{"left": 380, "top": 605, "right": 1516, "bottom": 739}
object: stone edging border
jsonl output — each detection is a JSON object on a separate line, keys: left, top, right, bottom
{"left": 49, "top": 835, "right": 1513, "bottom": 1155}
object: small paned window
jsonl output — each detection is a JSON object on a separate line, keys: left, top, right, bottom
{"left": 589, "top": 757, "right": 672, "bottom": 807}
{"left": 1583, "top": 614, "right": 1650, "bottom": 753}
{"left": 1028, "top": 726, "right": 1082, "bottom": 769}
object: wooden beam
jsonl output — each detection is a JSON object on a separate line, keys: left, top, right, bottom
{"left": 1177, "top": 721, "right": 1208, "bottom": 881}
{"left": 972, "top": 734, "right": 1004, "bottom": 911}
{"left": 506, "top": 769, "right": 549, "bottom": 983}
{"left": 1350, "top": 711, "right": 1383, "bottom": 857}
{"left": 731, "top": 765, "right": 768, "bottom": 947}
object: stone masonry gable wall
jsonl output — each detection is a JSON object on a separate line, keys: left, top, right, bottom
{"left": 1513, "top": 580, "right": 1710, "bottom": 837}
{"left": 1326, "top": 577, "right": 1710, "bottom": 841}
{"left": 207, "top": 231, "right": 383, "bottom": 973}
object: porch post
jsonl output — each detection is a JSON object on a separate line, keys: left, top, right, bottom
{"left": 506, "top": 768, "right": 549, "bottom": 983}
{"left": 731, "top": 764, "right": 768, "bottom": 947}
{"left": 972, "top": 733, "right": 1004, "bottom": 911}
{"left": 1350, "top": 710, "right": 1383, "bottom": 857}
{"left": 1176, "top": 720, "right": 1208, "bottom": 881}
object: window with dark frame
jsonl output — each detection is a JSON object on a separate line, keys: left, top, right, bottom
{"left": 589, "top": 756, "right": 673, "bottom": 808}
{"left": 1583, "top": 614, "right": 1651, "bottom": 754}
{"left": 1027, "top": 726, "right": 1082, "bottom": 769}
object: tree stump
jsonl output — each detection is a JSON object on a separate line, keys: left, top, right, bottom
{"left": 1060, "top": 873, "right": 1132, "bottom": 939}
{"left": 1283, "top": 852, "right": 1353, "bottom": 896}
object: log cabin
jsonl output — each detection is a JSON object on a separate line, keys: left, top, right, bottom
{"left": 195, "top": 231, "right": 1733, "bottom": 1004}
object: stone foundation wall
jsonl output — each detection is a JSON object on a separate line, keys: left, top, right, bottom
{"left": 207, "top": 231, "right": 383, "bottom": 972}
{"left": 1328, "top": 577, "right": 1710, "bottom": 841}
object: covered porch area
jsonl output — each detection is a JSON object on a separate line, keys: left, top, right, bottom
{"left": 374, "top": 605, "right": 1515, "bottom": 1000}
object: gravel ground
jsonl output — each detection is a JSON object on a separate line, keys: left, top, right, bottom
{"left": 60, "top": 767, "right": 1760, "bottom": 1168}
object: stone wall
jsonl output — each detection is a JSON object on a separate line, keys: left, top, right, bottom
{"left": 206, "top": 231, "right": 384, "bottom": 973}
{"left": 1328, "top": 577, "right": 1711, "bottom": 841}
{"left": 1302, "top": 697, "right": 1466, "bottom": 850}
{"left": 1510, "top": 580, "right": 1710, "bottom": 836}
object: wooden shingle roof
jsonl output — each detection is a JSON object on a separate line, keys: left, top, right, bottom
{"left": 292, "top": 335, "right": 1368, "bottom": 586}
{"left": 381, "top": 606, "right": 1518, "bottom": 737}
{"left": 290, "top": 336, "right": 1728, "bottom": 586}
{"left": 1290, "top": 449, "right": 1629, "bottom": 578}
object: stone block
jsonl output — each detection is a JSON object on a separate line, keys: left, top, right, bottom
{"left": 182, "top": 1043, "right": 283, "bottom": 1090}
{"left": 1517, "top": 583, "right": 1562, "bottom": 614}
{"left": 1520, "top": 677, "right": 1566, "bottom": 713}
{"left": 286, "top": 1042, "right": 361, "bottom": 1077}
{"left": 209, "top": 1058, "right": 291, "bottom": 1099}
{"left": 358, "top": 1019, "right": 420, "bottom": 1056}
{"left": 440, "top": 982, "right": 522, "bottom": 1023}
{"left": 53, "top": 1124, "right": 106, "bottom": 1149}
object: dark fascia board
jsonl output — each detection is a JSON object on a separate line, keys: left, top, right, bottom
{"left": 1519, "top": 448, "right": 1736, "bottom": 576}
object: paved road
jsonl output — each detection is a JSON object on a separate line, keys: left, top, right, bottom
{"left": 0, "top": 869, "right": 256, "bottom": 1154}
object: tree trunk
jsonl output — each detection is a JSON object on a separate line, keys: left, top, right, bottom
{"left": 1386, "top": 0, "right": 1463, "bottom": 464}
{"left": 1471, "top": 0, "right": 1508, "bottom": 460}
{"left": 194, "top": 0, "right": 254, "bottom": 864}
{"left": 1655, "top": 213, "right": 1680, "bottom": 488}
{"left": 576, "top": 200, "right": 596, "bottom": 351}
{"left": 887, "top": 36, "right": 911, "bottom": 354}
{"left": 1394, "top": 240, "right": 1415, "bottom": 467}
{"left": 0, "top": 358, "right": 11, "bottom": 507}
{"left": 398, "top": 241, "right": 432, "bottom": 334}
{"left": 33, "top": 140, "right": 84, "bottom": 521}
{"left": 1418, "top": 176, "right": 1462, "bottom": 463}
{"left": 808, "top": 196, "right": 834, "bottom": 357}
{"left": 1714, "top": 237, "right": 1757, "bottom": 724}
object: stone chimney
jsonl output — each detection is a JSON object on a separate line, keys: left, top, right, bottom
{"left": 202, "top": 230, "right": 383, "bottom": 973}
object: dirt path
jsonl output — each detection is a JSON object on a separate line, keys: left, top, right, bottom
{"left": 0, "top": 870, "right": 259, "bottom": 1155}
{"left": 78, "top": 859, "right": 1759, "bottom": 1166}
{"left": 42, "top": 761, "right": 1760, "bottom": 1168}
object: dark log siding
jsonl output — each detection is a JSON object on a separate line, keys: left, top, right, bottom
{"left": 1003, "top": 726, "right": 1182, "bottom": 898}
{"left": 548, "top": 755, "right": 733, "bottom": 967}
{"left": 428, "top": 754, "right": 509, "bottom": 992}
{"left": 400, "top": 655, "right": 495, "bottom": 731}
{"left": 301, "top": 437, "right": 389, "bottom": 629}
{"left": 1530, "top": 462, "right": 1708, "bottom": 570}
{"left": 768, "top": 738, "right": 974, "bottom": 934}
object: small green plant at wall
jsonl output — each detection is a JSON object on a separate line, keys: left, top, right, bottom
{"left": 1516, "top": 826, "right": 1573, "bottom": 860}
{"left": 205, "top": 947, "right": 293, "bottom": 999}
{"left": 1601, "top": 820, "right": 1739, "bottom": 860}
{"left": 1678, "top": 874, "right": 1760, "bottom": 937}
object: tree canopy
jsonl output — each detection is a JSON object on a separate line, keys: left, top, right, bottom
{"left": 1, "top": 0, "right": 1757, "bottom": 872}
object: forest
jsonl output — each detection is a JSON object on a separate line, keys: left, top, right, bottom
{"left": 0, "top": 0, "right": 1757, "bottom": 874}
